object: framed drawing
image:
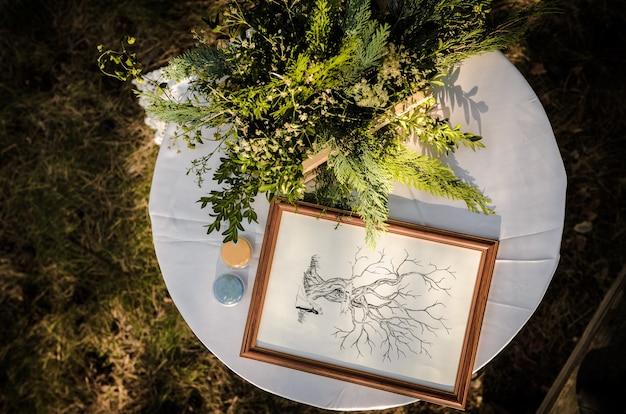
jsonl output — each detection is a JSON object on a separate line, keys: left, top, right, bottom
{"left": 241, "top": 201, "right": 498, "bottom": 409}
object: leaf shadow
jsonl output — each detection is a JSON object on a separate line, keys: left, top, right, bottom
{"left": 434, "top": 65, "right": 489, "bottom": 135}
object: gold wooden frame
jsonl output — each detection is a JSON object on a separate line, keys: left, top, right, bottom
{"left": 241, "top": 201, "right": 498, "bottom": 409}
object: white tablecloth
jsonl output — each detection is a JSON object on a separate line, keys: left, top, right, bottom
{"left": 147, "top": 51, "right": 566, "bottom": 410}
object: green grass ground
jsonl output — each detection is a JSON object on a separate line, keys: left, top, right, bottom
{"left": 1, "top": 0, "right": 624, "bottom": 413}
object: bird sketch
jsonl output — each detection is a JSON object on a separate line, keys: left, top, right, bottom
{"left": 294, "top": 247, "right": 456, "bottom": 361}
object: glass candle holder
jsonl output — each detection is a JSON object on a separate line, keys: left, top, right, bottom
{"left": 220, "top": 237, "right": 252, "bottom": 269}
{"left": 213, "top": 273, "right": 245, "bottom": 306}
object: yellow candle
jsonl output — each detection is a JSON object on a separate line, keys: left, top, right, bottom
{"left": 220, "top": 237, "right": 252, "bottom": 268}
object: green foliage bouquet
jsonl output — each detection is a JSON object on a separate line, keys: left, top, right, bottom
{"left": 100, "top": 0, "right": 545, "bottom": 244}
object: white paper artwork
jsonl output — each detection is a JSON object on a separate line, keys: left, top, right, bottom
{"left": 256, "top": 211, "right": 483, "bottom": 390}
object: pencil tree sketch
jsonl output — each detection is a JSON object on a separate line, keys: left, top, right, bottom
{"left": 295, "top": 247, "right": 456, "bottom": 361}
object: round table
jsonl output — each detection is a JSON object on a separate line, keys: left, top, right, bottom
{"left": 146, "top": 51, "right": 566, "bottom": 410}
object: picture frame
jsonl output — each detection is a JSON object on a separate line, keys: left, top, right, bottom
{"left": 241, "top": 201, "right": 498, "bottom": 409}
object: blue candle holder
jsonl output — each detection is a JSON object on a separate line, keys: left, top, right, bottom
{"left": 213, "top": 273, "right": 245, "bottom": 306}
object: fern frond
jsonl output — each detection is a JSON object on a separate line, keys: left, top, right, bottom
{"left": 342, "top": 0, "right": 390, "bottom": 73}
{"left": 359, "top": 22, "right": 391, "bottom": 69}
{"left": 306, "top": 0, "right": 334, "bottom": 57}
{"left": 331, "top": 148, "right": 393, "bottom": 245}
{"left": 314, "top": 37, "right": 359, "bottom": 85}
{"left": 386, "top": 146, "right": 494, "bottom": 214}
{"left": 162, "top": 47, "right": 227, "bottom": 82}
{"left": 342, "top": 0, "right": 371, "bottom": 39}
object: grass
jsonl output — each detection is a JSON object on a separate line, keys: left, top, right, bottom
{"left": 1, "top": 0, "right": 624, "bottom": 413}
{"left": 0, "top": 1, "right": 223, "bottom": 412}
